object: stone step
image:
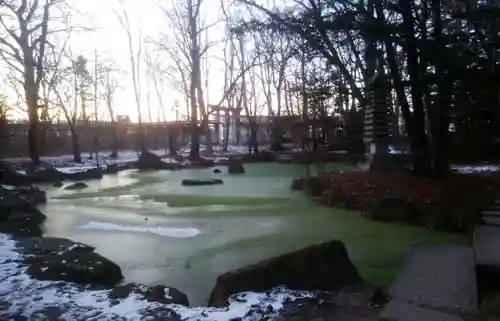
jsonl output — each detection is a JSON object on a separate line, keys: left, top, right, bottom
{"left": 482, "top": 210, "right": 500, "bottom": 217}
{"left": 474, "top": 225, "right": 500, "bottom": 274}
{"left": 379, "top": 299, "right": 463, "bottom": 321}
{"left": 388, "top": 244, "right": 478, "bottom": 315}
{"left": 482, "top": 215, "right": 500, "bottom": 226}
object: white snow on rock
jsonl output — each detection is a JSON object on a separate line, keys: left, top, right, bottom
{"left": 0, "top": 233, "right": 312, "bottom": 320}
{"left": 453, "top": 165, "right": 500, "bottom": 174}
{"left": 79, "top": 221, "right": 202, "bottom": 238}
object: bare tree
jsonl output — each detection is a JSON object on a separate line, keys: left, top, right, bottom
{"left": 0, "top": 0, "right": 63, "bottom": 163}
{"left": 44, "top": 40, "right": 83, "bottom": 162}
{"left": 114, "top": 0, "right": 145, "bottom": 153}
{"left": 0, "top": 92, "right": 11, "bottom": 158}
{"left": 97, "top": 58, "right": 122, "bottom": 157}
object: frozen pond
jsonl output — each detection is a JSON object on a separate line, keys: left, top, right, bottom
{"left": 40, "top": 163, "right": 465, "bottom": 305}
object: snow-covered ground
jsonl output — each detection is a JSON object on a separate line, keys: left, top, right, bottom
{"left": 452, "top": 165, "right": 500, "bottom": 174}
{"left": 0, "top": 233, "right": 312, "bottom": 320}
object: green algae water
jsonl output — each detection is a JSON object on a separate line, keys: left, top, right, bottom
{"left": 40, "top": 163, "right": 466, "bottom": 305}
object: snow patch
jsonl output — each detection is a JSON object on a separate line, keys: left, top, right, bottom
{"left": 0, "top": 233, "right": 312, "bottom": 320}
{"left": 79, "top": 221, "right": 201, "bottom": 238}
{"left": 453, "top": 165, "right": 500, "bottom": 174}
{"left": 0, "top": 184, "right": 18, "bottom": 191}
{"left": 56, "top": 166, "right": 105, "bottom": 174}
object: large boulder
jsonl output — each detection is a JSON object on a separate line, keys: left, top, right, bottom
{"left": 0, "top": 161, "right": 31, "bottom": 186}
{"left": 228, "top": 157, "right": 245, "bottom": 174}
{"left": 22, "top": 237, "right": 123, "bottom": 288}
{"left": 135, "top": 151, "right": 163, "bottom": 170}
{"left": 17, "top": 237, "right": 95, "bottom": 256}
{"left": 25, "top": 167, "right": 64, "bottom": 183}
{"left": 208, "top": 240, "right": 363, "bottom": 306}
{"left": 64, "top": 168, "right": 103, "bottom": 181}
{"left": 0, "top": 201, "right": 47, "bottom": 238}
{"left": 181, "top": 178, "right": 223, "bottom": 186}
{"left": 109, "top": 283, "right": 189, "bottom": 306}
{"left": 0, "top": 184, "right": 46, "bottom": 205}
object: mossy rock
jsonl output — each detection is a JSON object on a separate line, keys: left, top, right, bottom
{"left": 181, "top": 178, "right": 223, "bottom": 186}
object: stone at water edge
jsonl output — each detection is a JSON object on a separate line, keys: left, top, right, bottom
{"left": 227, "top": 157, "right": 245, "bottom": 174}
{"left": 64, "top": 182, "right": 89, "bottom": 190}
{"left": 17, "top": 237, "right": 95, "bottom": 257}
{"left": 0, "top": 161, "right": 31, "bottom": 186}
{"left": 208, "top": 240, "right": 363, "bottom": 306}
{"left": 213, "top": 168, "right": 221, "bottom": 174}
{"left": 25, "top": 245, "right": 123, "bottom": 288}
{"left": 0, "top": 184, "right": 47, "bottom": 206}
{"left": 109, "top": 283, "right": 190, "bottom": 306}
{"left": 0, "top": 205, "right": 47, "bottom": 238}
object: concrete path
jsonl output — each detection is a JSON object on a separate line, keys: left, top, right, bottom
{"left": 474, "top": 225, "right": 500, "bottom": 272}
{"left": 388, "top": 244, "right": 478, "bottom": 315}
{"left": 380, "top": 299, "right": 463, "bottom": 321}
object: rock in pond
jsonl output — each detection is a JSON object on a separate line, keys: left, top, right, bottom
{"left": 109, "top": 283, "right": 189, "bottom": 306}
{"left": 64, "top": 182, "right": 89, "bottom": 190}
{"left": 20, "top": 237, "right": 123, "bottom": 288}
{"left": 53, "top": 181, "right": 63, "bottom": 187}
{"left": 181, "top": 178, "right": 223, "bottom": 186}
{"left": 228, "top": 157, "right": 245, "bottom": 174}
{"left": 213, "top": 168, "right": 221, "bottom": 174}
{"left": 208, "top": 240, "right": 363, "bottom": 306}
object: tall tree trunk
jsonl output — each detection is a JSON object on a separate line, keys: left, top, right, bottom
{"left": 428, "top": 0, "right": 450, "bottom": 177}
{"left": 401, "top": 0, "right": 432, "bottom": 174}
{"left": 25, "top": 77, "right": 40, "bottom": 164}
{"left": 70, "top": 127, "right": 82, "bottom": 163}
{"left": 188, "top": 0, "right": 200, "bottom": 160}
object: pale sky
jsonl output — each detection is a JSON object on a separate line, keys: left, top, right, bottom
{"left": 1, "top": 0, "right": 289, "bottom": 122}
{"left": 66, "top": 0, "right": 243, "bottom": 122}
{"left": 68, "top": 0, "right": 190, "bottom": 121}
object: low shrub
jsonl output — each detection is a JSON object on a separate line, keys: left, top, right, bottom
{"left": 302, "top": 170, "right": 500, "bottom": 232}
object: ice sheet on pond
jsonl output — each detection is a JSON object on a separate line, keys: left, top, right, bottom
{"left": 79, "top": 221, "right": 202, "bottom": 238}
